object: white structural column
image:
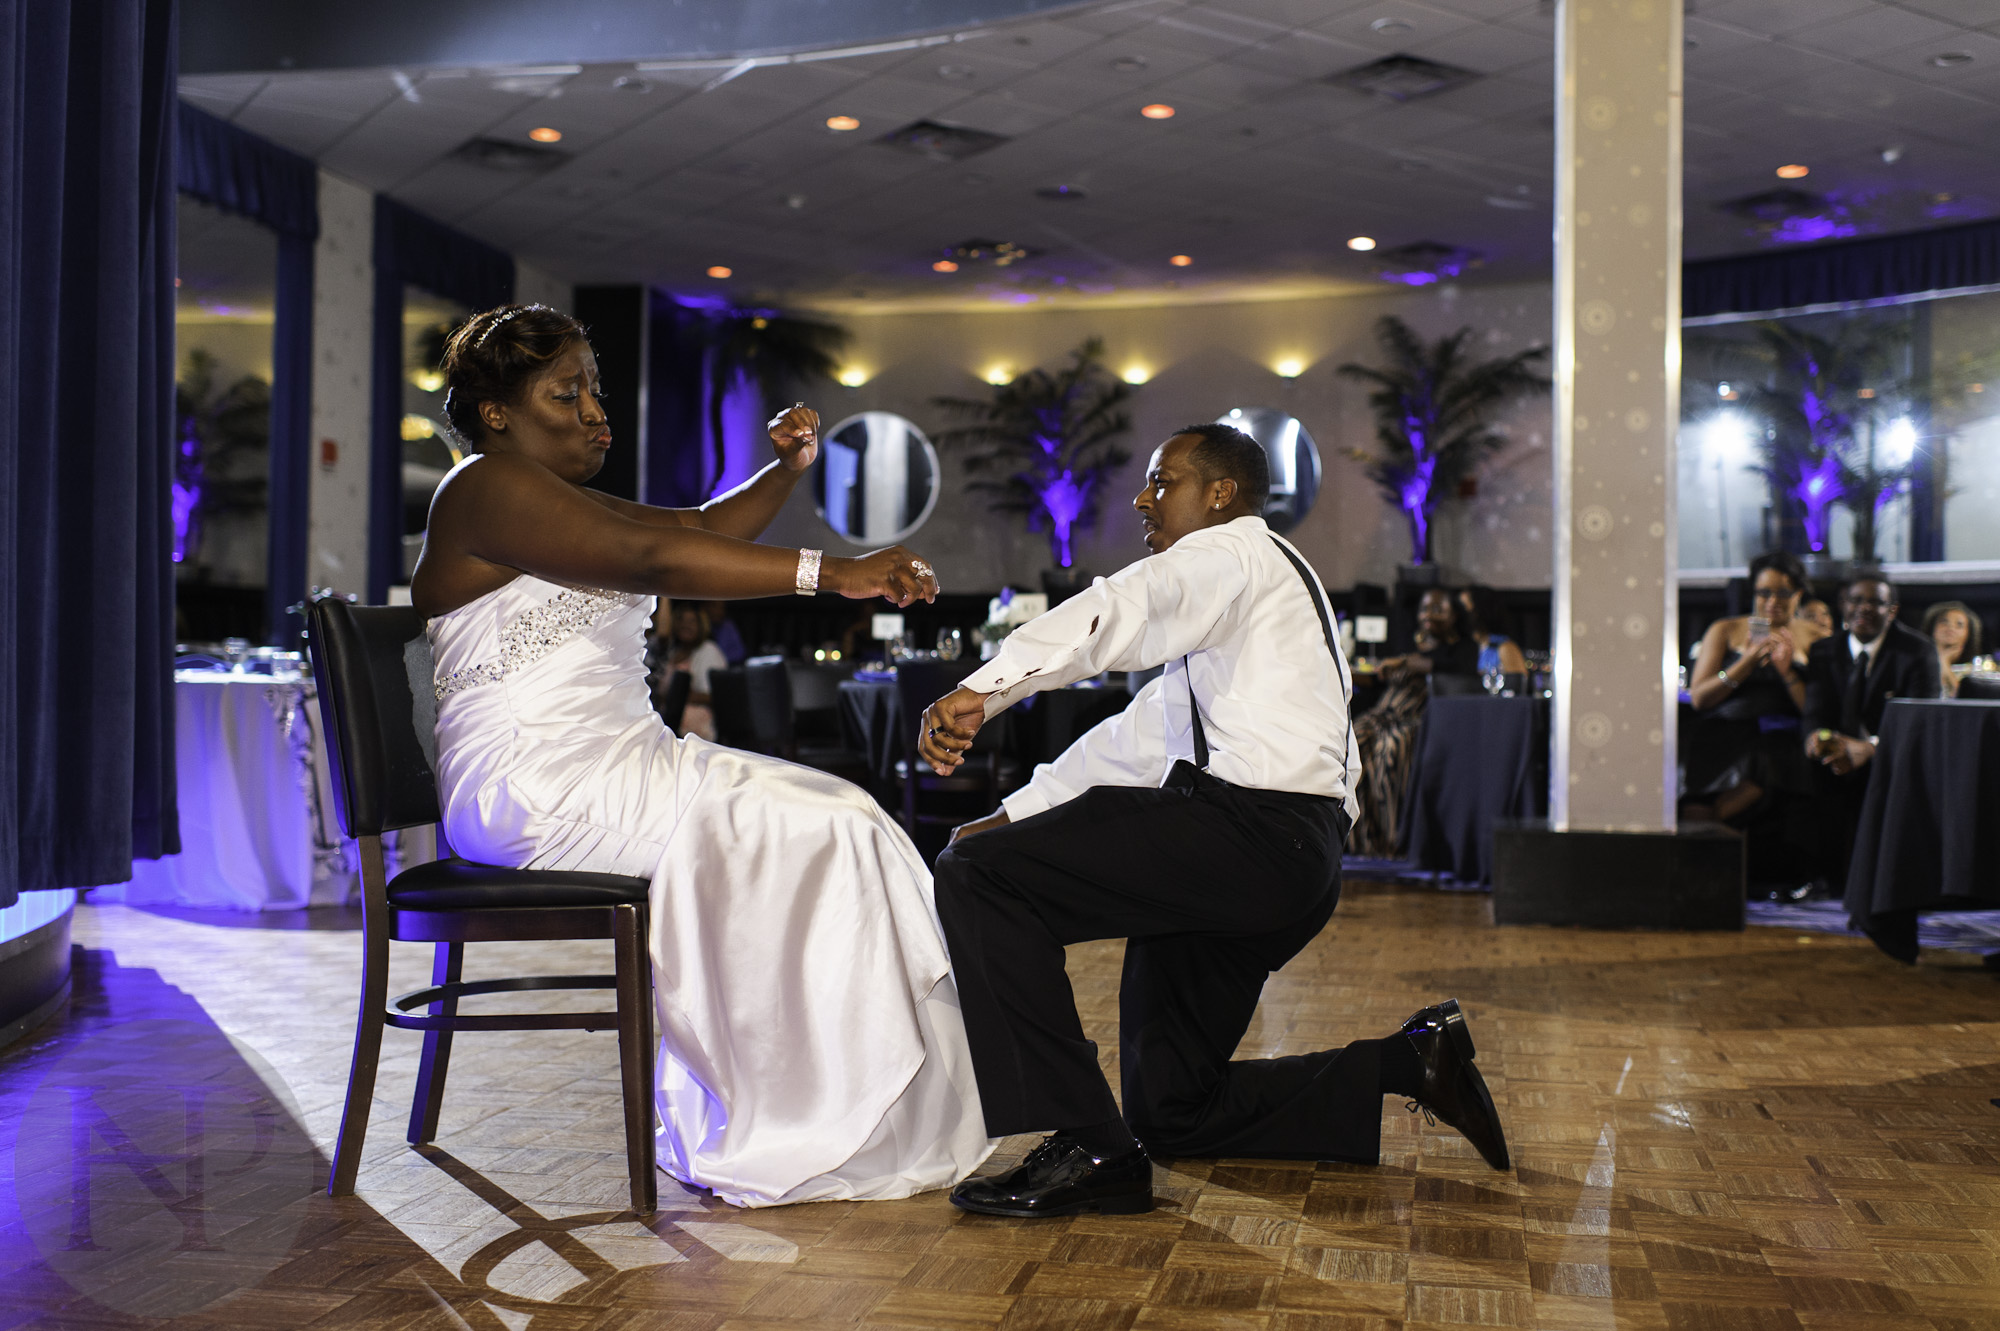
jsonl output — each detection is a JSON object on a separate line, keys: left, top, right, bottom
{"left": 308, "top": 171, "right": 375, "bottom": 600}
{"left": 1552, "top": 0, "right": 1683, "bottom": 831}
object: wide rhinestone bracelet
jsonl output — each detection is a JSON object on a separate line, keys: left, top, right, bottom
{"left": 795, "top": 548, "right": 823, "bottom": 596}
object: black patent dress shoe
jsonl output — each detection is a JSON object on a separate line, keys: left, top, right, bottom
{"left": 949, "top": 1135, "right": 1153, "bottom": 1217}
{"left": 1399, "top": 998, "right": 1511, "bottom": 1172}
{"left": 1857, "top": 910, "right": 1919, "bottom": 965}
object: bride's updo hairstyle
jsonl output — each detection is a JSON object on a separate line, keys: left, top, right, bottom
{"left": 440, "top": 303, "right": 589, "bottom": 449}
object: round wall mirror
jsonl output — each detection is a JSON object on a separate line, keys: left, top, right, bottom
{"left": 1219, "top": 407, "right": 1322, "bottom": 533}
{"left": 815, "top": 411, "right": 942, "bottom": 545}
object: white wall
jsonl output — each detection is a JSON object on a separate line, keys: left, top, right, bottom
{"left": 308, "top": 171, "right": 374, "bottom": 600}
{"left": 753, "top": 282, "right": 1556, "bottom": 593}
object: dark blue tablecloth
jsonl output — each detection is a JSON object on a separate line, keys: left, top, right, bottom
{"left": 1845, "top": 698, "right": 2000, "bottom": 918}
{"left": 836, "top": 677, "right": 1126, "bottom": 782}
{"left": 1401, "top": 694, "right": 1545, "bottom": 884}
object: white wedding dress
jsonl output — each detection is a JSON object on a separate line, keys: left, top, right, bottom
{"left": 426, "top": 574, "right": 993, "bottom": 1206}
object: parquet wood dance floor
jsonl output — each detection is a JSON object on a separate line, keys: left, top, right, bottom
{"left": 3, "top": 881, "right": 1998, "bottom": 1330}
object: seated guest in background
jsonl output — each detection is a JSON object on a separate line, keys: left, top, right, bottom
{"left": 1798, "top": 597, "right": 1835, "bottom": 637}
{"left": 918, "top": 423, "right": 1506, "bottom": 1219}
{"left": 1683, "top": 552, "right": 1824, "bottom": 892}
{"left": 1807, "top": 576, "right": 1941, "bottom": 958}
{"left": 1349, "top": 589, "right": 1477, "bottom": 856}
{"left": 1921, "top": 600, "right": 1982, "bottom": 697}
{"left": 701, "top": 599, "right": 749, "bottom": 665}
{"left": 1459, "top": 586, "right": 1528, "bottom": 675}
{"left": 663, "top": 603, "right": 728, "bottom": 741}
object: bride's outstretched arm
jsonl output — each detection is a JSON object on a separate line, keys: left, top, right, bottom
{"left": 431, "top": 449, "right": 937, "bottom": 605}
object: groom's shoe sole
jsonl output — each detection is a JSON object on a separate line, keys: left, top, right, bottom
{"left": 949, "top": 1188, "right": 1153, "bottom": 1218}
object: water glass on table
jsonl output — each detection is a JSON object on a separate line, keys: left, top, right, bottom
{"left": 936, "top": 628, "right": 963, "bottom": 661}
{"left": 1481, "top": 669, "right": 1505, "bottom": 697}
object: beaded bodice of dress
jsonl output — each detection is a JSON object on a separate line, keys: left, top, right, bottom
{"left": 426, "top": 574, "right": 650, "bottom": 708}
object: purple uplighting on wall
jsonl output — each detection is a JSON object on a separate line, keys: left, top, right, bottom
{"left": 1770, "top": 214, "right": 1858, "bottom": 245}
{"left": 1037, "top": 471, "right": 1089, "bottom": 568}
{"left": 1398, "top": 418, "right": 1438, "bottom": 563}
{"left": 172, "top": 416, "right": 202, "bottom": 563}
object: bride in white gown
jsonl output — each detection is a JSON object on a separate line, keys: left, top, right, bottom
{"left": 411, "top": 304, "right": 992, "bottom": 1207}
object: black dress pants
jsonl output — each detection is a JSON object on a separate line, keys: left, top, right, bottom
{"left": 933, "top": 763, "right": 1383, "bottom": 1163}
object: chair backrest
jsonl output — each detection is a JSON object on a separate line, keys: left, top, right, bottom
{"left": 657, "top": 668, "right": 692, "bottom": 731}
{"left": 709, "top": 667, "right": 757, "bottom": 749}
{"left": 743, "top": 656, "right": 795, "bottom": 751}
{"left": 307, "top": 597, "right": 443, "bottom": 838}
{"left": 893, "top": 658, "right": 980, "bottom": 757}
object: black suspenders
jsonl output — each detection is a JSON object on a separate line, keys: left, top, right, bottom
{"left": 1183, "top": 536, "right": 1353, "bottom": 778}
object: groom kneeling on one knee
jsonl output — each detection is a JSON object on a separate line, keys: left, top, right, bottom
{"left": 919, "top": 422, "right": 1511, "bottom": 1219}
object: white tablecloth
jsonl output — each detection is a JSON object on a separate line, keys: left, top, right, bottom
{"left": 101, "top": 672, "right": 359, "bottom": 911}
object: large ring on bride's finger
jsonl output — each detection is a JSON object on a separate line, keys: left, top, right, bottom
{"left": 911, "top": 559, "right": 933, "bottom": 579}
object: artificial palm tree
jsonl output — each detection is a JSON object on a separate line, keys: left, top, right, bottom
{"left": 1338, "top": 317, "right": 1549, "bottom": 566}
{"left": 699, "top": 311, "right": 849, "bottom": 491}
{"left": 1689, "top": 317, "right": 1907, "bottom": 559}
{"left": 932, "top": 337, "right": 1134, "bottom": 570}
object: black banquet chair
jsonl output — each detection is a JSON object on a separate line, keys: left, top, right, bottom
{"left": 307, "top": 596, "right": 658, "bottom": 1215}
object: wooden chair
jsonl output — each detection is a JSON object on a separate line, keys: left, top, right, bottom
{"left": 306, "top": 597, "right": 657, "bottom": 1215}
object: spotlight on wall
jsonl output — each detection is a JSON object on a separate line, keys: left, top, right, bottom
{"left": 1121, "top": 365, "right": 1152, "bottom": 385}
{"left": 1274, "top": 357, "right": 1306, "bottom": 378}
{"left": 825, "top": 115, "right": 861, "bottom": 131}
{"left": 706, "top": 265, "right": 733, "bottom": 279}
{"left": 1776, "top": 163, "right": 1809, "bottom": 179}
{"left": 983, "top": 366, "right": 1014, "bottom": 385}
{"left": 1347, "top": 236, "right": 1377, "bottom": 251}
{"left": 528, "top": 127, "right": 563, "bottom": 143}
{"left": 837, "top": 367, "right": 870, "bottom": 387}
{"left": 409, "top": 369, "right": 445, "bottom": 393}
{"left": 1140, "top": 103, "right": 1176, "bottom": 119}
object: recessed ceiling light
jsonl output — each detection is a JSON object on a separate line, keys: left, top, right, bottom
{"left": 1370, "top": 17, "right": 1414, "bottom": 32}
{"left": 939, "top": 64, "right": 977, "bottom": 80}
{"left": 706, "top": 265, "right": 732, "bottom": 279}
{"left": 1776, "top": 163, "right": 1809, "bottom": 179}
{"left": 825, "top": 115, "right": 860, "bottom": 131}
{"left": 612, "top": 75, "right": 652, "bottom": 94}
{"left": 1111, "top": 55, "right": 1148, "bottom": 72}
{"left": 1931, "top": 52, "right": 1974, "bottom": 67}
{"left": 1036, "top": 185, "right": 1086, "bottom": 201}
{"left": 527, "top": 127, "right": 562, "bottom": 143}
{"left": 1881, "top": 145, "right": 1905, "bottom": 163}
{"left": 932, "top": 260, "right": 960, "bottom": 273}
{"left": 1169, "top": 254, "right": 1193, "bottom": 267}
{"left": 1347, "top": 236, "right": 1377, "bottom": 251}
{"left": 1141, "top": 103, "right": 1176, "bottom": 120}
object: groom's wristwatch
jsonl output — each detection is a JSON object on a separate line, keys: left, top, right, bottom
{"left": 795, "top": 548, "right": 822, "bottom": 596}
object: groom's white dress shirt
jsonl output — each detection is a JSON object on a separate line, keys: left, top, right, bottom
{"left": 961, "top": 516, "right": 1360, "bottom": 824}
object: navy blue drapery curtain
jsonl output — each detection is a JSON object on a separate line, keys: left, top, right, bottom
{"left": 1685, "top": 216, "right": 2000, "bottom": 320}
{"left": 0, "top": 0, "right": 181, "bottom": 905}
{"left": 369, "top": 197, "right": 513, "bottom": 603}
{"left": 643, "top": 291, "right": 716, "bottom": 508}
{"left": 176, "top": 100, "right": 318, "bottom": 646}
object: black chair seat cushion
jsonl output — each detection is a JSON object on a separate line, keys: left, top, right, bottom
{"left": 387, "top": 857, "right": 651, "bottom": 910}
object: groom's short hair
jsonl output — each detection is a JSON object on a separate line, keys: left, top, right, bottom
{"left": 1175, "top": 423, "right": 1270, "bottom": 513}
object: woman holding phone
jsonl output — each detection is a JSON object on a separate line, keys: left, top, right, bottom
{"left": 1683, "top": 551, "right": 1827, "bottom": 888}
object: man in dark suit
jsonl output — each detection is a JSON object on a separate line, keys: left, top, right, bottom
{"left": 1804, "top": 575, "right": 1941, "bottom": 959}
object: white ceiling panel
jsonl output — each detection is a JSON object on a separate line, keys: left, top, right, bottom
{"left": 178, "top": 0, "right": 2000, "bottom": 305}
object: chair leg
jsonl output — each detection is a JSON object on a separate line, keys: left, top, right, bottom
{"left": 330, "top": 836, "right": 392, "bottom": 1197}
{"left": 406, "top": 941, "right": 463, "bottom": 1144}
{"left": 613, "top": 903, "right": 658, "bottom": 1215}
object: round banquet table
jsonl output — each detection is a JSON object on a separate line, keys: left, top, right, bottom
{"left": 1843, "top": 698, "right": 2000, "bottom": 923}
{"left": 1399, "top": 693, "right": 1547, "bottom": 885}
{"left": 97, "top": 670, "right": 358, "bottom": 911}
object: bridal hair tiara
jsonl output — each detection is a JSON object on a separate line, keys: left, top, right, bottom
{"left": 473, "top": 303, "right": 552, "bottom": 349}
